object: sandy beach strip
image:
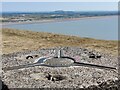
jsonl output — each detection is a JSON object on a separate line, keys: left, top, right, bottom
{"left": 1, "top": 15, "right": 117, "bottom": 26}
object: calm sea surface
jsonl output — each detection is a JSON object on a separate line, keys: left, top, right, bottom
{"left": 3, "top": 16, "right": 118, "bottom": 40}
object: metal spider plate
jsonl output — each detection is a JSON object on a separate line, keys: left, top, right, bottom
{"left": 43, "top": 57, "right": 74, "bottom": 67}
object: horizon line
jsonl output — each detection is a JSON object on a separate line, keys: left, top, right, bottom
{"left": 1, "top": 10, "right": 118, "bottom": 13}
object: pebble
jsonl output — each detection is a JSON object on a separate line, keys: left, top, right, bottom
{"left": 1, "top": 46, "right": 118, "bottom": 89}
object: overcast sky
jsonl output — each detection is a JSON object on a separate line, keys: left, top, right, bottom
{"left": 2, "top": 2, "right": 118, "bottom": 12}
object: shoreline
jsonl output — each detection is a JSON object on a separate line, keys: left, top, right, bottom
{"left": 2, "top": 28, "right": 118, "bottom": 55}
{"left": 1, "top": 15, "right": 117, "bottom": 26}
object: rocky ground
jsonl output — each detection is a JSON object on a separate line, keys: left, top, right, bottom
{"left": 1, "top": 47, "right": 119, "bottom": 89}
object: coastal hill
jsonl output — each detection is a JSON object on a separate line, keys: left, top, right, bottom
{"left": 2, "top": 28, "right": 118, "bottom": 55}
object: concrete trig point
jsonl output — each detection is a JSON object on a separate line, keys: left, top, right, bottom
{"left": 2, "top": 47, "right": 117, "bottom": 71}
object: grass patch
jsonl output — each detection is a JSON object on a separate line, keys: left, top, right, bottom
{"left": 2, "top": 28, "right": 118, "bottom": 56}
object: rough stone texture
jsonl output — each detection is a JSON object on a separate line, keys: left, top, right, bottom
{"left": 1, "top": 47, "right": 119, "bottom": 89}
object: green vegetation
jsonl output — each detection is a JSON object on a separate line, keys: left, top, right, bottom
{"left": 2, "top": 11, "right": 117, "bottom": 23}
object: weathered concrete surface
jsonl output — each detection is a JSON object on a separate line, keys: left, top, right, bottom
{"left": 1, "top": 47, "right": 119, "bottom": 89}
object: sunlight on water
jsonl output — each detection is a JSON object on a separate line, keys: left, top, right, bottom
{"left": 3, "top": 16, "right": 118, "bottom": 40}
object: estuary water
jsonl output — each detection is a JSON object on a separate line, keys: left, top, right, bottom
{"left": 3, "top": 16, "right": 118, "bottom": 40}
